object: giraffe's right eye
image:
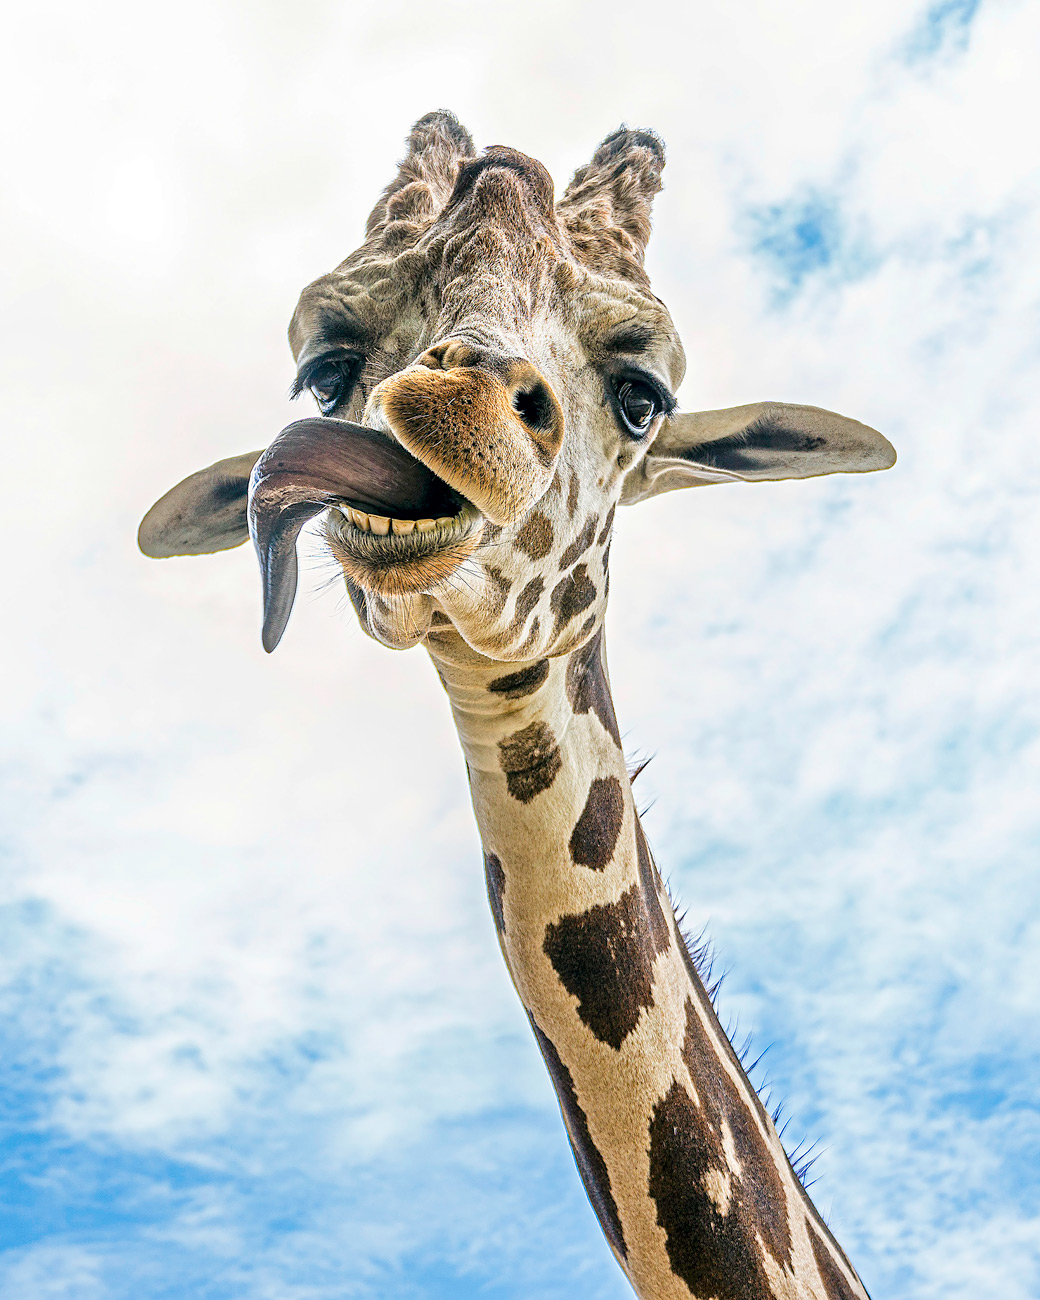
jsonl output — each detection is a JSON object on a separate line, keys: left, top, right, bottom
{"left": 291, "top": 353, "right": 363, "bottom": 415}
{"left": 309, "top": 362, "right": 348, "bottom": 413}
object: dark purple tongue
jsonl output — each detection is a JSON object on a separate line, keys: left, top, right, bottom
{"left": 248, "top": 417, "right": 456, "bottom": 652}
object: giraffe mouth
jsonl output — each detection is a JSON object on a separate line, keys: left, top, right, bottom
{"left": 248, "top": 416, "right": 482, "bottom": 651}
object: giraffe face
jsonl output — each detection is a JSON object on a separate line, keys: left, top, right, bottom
{"left": 283, "top": 130, "right": 684, "bottom": 658}
{"left": 138, "top": 113, "right": 894, "bottom": 653}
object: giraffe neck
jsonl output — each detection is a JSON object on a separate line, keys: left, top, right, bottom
{"left": 426, "top": 625, "right": 868, "bottom": 1300}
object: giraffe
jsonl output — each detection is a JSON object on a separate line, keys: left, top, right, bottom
{"left": 139, "top": 111, "right": 894, "bottom": 1300}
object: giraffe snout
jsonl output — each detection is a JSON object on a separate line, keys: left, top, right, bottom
{"left": 369, "top": 340, "right": 564, "bottom": 527}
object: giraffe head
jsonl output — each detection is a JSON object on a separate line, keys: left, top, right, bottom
{"left": 139, "top": 111, "right": 894, "bottom": 657}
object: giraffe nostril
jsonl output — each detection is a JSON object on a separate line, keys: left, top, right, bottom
{"left": 512, "top": 381, "right": 556, "bottom": 433}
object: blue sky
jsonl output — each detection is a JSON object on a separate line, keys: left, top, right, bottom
{"left": 1, "top": 0, "right": 1038, "bottom": 1296}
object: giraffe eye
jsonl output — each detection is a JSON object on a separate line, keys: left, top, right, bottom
{"left": 309, "top": 362, "right": 348, "bottom": 413}
{"left": 614, "top": 379, "right": 660, "bottom": 435}
{"left": 290, "top": 353, "right": 364, "bottom": 415}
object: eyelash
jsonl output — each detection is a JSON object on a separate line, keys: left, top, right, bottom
{"left": 289, "top": 353, "right": 364, "bottom": 413}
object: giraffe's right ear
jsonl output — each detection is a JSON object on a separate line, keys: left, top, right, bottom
{"left": 620, "top": 402, "right": 895, "bottom": 505}
{"left": 138, "top": 450, "right": 265, "bottom": 557}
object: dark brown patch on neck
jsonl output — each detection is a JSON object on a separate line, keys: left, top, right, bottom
{"left": 565, "top": 630, "right": 622, "bottom": 748}
{"left": 529, "top": 1018, "right": 628, "bottom": 1262}
{"left": 484, "top": 851, "right": 506, "bottom": 934}
{"left": 488, "top": 659, "right": 550, "bottom": 700}
{"left": 647, "top": 998, "right": 793, "bottom": 1299}
{"left": 807, "top": 1222, "right": 860, "bottom": 1300}
{"left": 569, "top": 776, "right": 625, "bottom": 871}
{"left": 543, "top": 882, "right": 657, "bottom": 1049}
{"left": 634, "top": 820, "right": 672, "bottom": 954}
{"left": 498, "top": 721, "right": 562, "bottom": 803}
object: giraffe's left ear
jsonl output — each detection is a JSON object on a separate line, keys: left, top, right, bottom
{"left": 620, "top": 402, "right": 895, "bottom": 505}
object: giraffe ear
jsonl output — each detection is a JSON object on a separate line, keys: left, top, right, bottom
{"left": 620, "top": 402, "right": 895, "bottom": 505}
{"left": 138, "top": 450, "right": 264, "bottom": 557}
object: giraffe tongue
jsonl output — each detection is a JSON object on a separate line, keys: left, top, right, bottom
{"left": 248, "top": 416, "right": 456, "bottom": 652}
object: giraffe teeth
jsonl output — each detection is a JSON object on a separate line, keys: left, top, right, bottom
{"left": 340, "top": 506, "right": 481, "bottom": 539}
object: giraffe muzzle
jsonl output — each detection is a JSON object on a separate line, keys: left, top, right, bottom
{"left": 369, "top": 343, "right": 564, "bottom": 526}
{"left": 248, "top": 416, "right": 462, "bottom": 652}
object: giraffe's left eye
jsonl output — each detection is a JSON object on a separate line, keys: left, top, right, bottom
{"left": 613, "top": 378, "right": 661, "bottom": 436}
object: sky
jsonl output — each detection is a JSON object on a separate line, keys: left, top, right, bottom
{"left": 0, "top": 0, "right": 1038, "bottom": 1297}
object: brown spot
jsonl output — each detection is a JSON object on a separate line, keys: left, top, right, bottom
{"left": 498, "top": 721, "right": 562, "bottom": 803}
{"left": 808, "top": 1223, "right": 861, "bottom": 1300}
{"left": 565, "top": 629, "right": 622, "bottom": 747}
{"left": 550, "top": 563, "right": 597, "bottom": 636}
{"left": 634, "top": 820, "right": 672, "bottom": 953}
{"left": 484, "top": 851, "right": 506, "bottom": 934}
{"left": 569, "top": 777, "right": 625, "bottom": 872}
{"left": 597, "top": 504, "right": 615, "bottom": 547}
{"left": 515, "top": 510, "right": 554, "bottom": 560}
{"left": 509, "top": 576, "right": 544, "bottom": 634}
{"left": 488, "top": 659, "right": 550, "bottom": 700}
{"left": 559, "top": 513, "right": 600, "bottom": 569}
{"left": 484, "top": 566, "right": 513, "bottom": 618}
{"left": 567, "top": 468, "right": 580, "bottom": 517}
{"left": 514, "top": 616, "right": 542, "bottom": 657}
{"left": 543, "top": 882, "right": 657, "bottom": 1049}
{"left": 548, "top": 467, "right": 563, "bottom": 496}
{"left": 647, "top": 999, "right": 793, "bottom": 1300}
{"left": 576, "top": 614, "right": 597, "bottom": 643}
{"left": 529, "top": 1019, "right": 627, "bottom": 1261}
{"left": 482, "top": 521, "right": 503, "bottom": 544}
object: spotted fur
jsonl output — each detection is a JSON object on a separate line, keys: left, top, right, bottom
{"left": 301, "top": 113, "right": 875, "bottom": 1298}
{"left": 151, "top": 111, "right": 881, "bottom": 1300}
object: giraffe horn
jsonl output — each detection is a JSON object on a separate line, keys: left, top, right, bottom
{"left": 248, "top": 417, "right": 455, "bottom": 652}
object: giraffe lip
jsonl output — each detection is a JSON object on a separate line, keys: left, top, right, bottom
{"left": 248, "top": 416, "right": 467, "bottom": 651}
